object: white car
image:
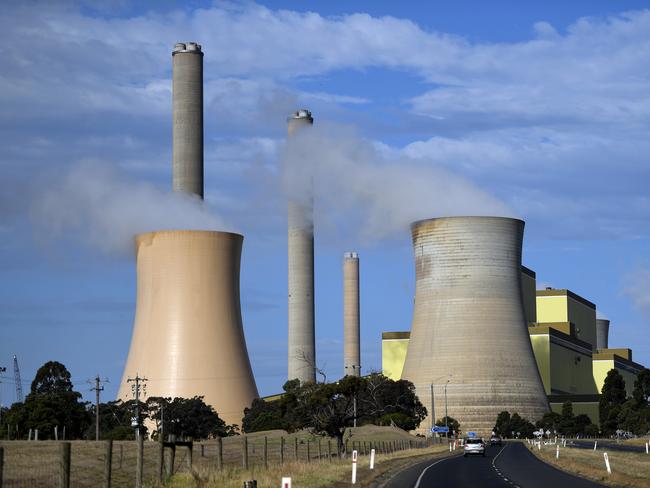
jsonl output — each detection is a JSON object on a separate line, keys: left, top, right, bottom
{"left": 463, "top": 438, "right": 486, "bottom": 457}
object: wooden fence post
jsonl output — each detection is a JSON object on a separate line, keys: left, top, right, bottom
{"left": 135, "top": 436, "right": 144, "bottom": 488}
{"left": 318, "top": 439, "right": 322, "bottom": 462}
{"left": 294, "top": 437, "right": 298, "bottom": 461}
{"left": 280, "top": 437, "right": 284, "bottom": 465}
{"left": 0, "top": 447, "right": 4, "bottom": 488}
{"left": 264, "top": 436, "right": 268, "bottom": 469}
{"left": 216, "top": 437, "right": 223, "bottom": 471}
{"left": 307, "top": 440, "right": 311, "bottom": 463}
{"left": 328, "top": 440, "right": 332, "bottom": 462}
{"left": 157, "top": 443, "right": 164, "bottom": 482}
{"left": 104, "top": 439, "right": 113, "bottom": 488}
{"left": 200, "top": 444, "right": 205, "bottom": 457}
{"left": 186, "top": 443, "right": 193, "bottom": 470}
{"left": 242, "top": 436, "right": 249, "bottom": 469}
{"left": 167, "top": 446, "right": 175, "bottom": 477}
{"left": 59, "top": 442, "right": 71, "bottom": 488}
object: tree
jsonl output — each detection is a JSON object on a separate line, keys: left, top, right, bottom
{"left": 493, "top": 411, "right": 511, "bottom": 437}
{"left": 557, "top": 401, "right": 576, "bottom": 436}
{"left": 632, "top": 369, "right": 650, "bottom": 405}
{"left": 242, "top": 398, "right": 284, "bottom": 433}
{"left": 17, "top": 361, "right": 91, "bottom": 439}
{"left": 536, "top": 411, "right": 562, "bottom": 433}
{"left": 147, "top": 396, "right": 229, "bottom": 440}
{"left": 358, "top": 374, "right": 427, "bottom": 430}
{"left": 434, "top": 416, "right": 460, "bottom": 437}
{"left": 599, "top": 369, "right": 627, "bottom": 435}
{"left": 493, "top": 411, "right": 535, "bottom": 438}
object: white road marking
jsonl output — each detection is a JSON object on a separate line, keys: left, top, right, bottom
{"left": 413, "top": 456, "right": 456, "bottom": 488}
{"left": 492, "top": 444, "right": 520, "bottom": 488}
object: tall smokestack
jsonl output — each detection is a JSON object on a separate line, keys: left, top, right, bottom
{"left": 343, "top": 252, "right": 360, "bottom": 377}
{"left": 401, "top": 217, "right": 549, "bottom": 435}
{"left": 596, "top": 319, "right": 610, "bottom": 349}
{"left": 172, "top": 42, "right": 204, "bottom": 198}
{"left": 287, "top": 109, "right": 316, "bottom": 383}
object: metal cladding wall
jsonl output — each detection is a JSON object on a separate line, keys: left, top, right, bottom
{"left": 117, "top": 230, "right": 258, "bottom": 426}
{"left": 287, "top": 110, "right": 316, "bottom": 383}
{"left": 401, "top": 217, "right": 549, "bottom": 435}
{"left": 596, "top": 319, "right": 610, "bottom": 350}
{"left": 172, "top": 42, "right": 204, "bottom": 198}
{"left": 343, "top": 252, "right": 360, "bottom": 377}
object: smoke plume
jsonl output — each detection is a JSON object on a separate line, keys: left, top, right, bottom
{"left": 282, "top": 123, "right": 514, "bottom": 240}
{"left": 32, "top": 161, "right": 230, "bottom": 255}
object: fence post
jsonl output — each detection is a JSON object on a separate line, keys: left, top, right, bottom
{"left": 201, "top": 444, "right": 205, "bottom": 457}
{"left": 167, "top": 446, "right": 175, "bottom": 477}
{"left": 294, "top": 437, "right": 298, "bottom": 460}
{"left": 280, "top": 437, "right": 284, "bottom": 465}
{"left": 264, "top": 436, "right": 268, "bottom": 469}
{"left": 59, "top": 442, "right": 71, "bottom": 488}
{"left": 157, "top": 443, "right": 164, "bottom": 482}
{"left": 318, "top": 439, "right": 322, "bottom": 462}
{"left": 104, "top": 439, "right": 113, "bottom": 488}
{"left": 0, "top": 446, "right": 4, "bottom": 488}
{"left": 216, "top": 437, "right": 223, "bottom": 471}
{"left": 328, "top": 440, "right": 332, "bottom": 462}
{"left": 186, "top": 443, "right": 193, "bottom": 470}
{"left": 307, "top": 440, "right": 311, "bottom": 463}
{"left": 242, "top": 436, "right": 249, "bottom": 469}
{"left": 135, "top": 436, "right": 144, "bottom": 488}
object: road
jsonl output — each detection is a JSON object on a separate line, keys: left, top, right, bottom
{"left": 385, "top": 442, "right": 606, "bottom": 488}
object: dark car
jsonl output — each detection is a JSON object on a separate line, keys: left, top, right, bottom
{"left": 489, "top": 436, "right": 503, "bottom": 446}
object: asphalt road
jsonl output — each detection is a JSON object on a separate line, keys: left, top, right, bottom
{"left": 385, "top": 442, "right": 606, "bottom": 488}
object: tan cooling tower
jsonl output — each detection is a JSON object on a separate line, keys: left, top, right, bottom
{"left": 287, "top": 109, "right": 316, "bottom": 383}
{"left": 401, "top": 217, "right": 549, "bottom": 435}
{"left": 343, "top": 252, "right": 360, "bottom": 377}
{"left": 117, "top": 230, "right": 258, "bottom": 426}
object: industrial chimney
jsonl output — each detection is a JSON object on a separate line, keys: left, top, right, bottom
{"left": 118, "top": 43, "right": 258, "bottom": 427}
{"left": 172, "top": 42, "right": 204, "bottom": 198}
{"left": 596, "top": 319, "right": 610, "bottom": 350}
{"left": 343, "top": 252, "right": 360, "bottom": 377}
{"left": 287, "top": 109, "right": 316, "bottom": 383}
{"left": 400, "top": 217, "right": 549, "bottom": 435}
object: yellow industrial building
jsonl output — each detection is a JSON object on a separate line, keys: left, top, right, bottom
{"left": 382, "top": 266, "right": 645, "bottom": 426}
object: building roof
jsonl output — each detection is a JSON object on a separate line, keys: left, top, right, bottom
{"left": 536, "top": 288, "right": 596, "bottom": 310}
{"left": 381, "top": 331, "right": 411, "bottom": 340}
{"left": 521, "top": 265, "right": 536, "bottom": 278}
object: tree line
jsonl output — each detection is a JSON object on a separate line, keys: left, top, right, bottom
{"left": 493, "top": 368, "right": 650, "bottom": 438}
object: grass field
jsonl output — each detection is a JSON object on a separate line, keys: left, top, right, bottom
{"left": 529, "top": 441, "right": 650, "bottom": 487}
{"left": 0, "top": 425, "right": 434, "bottom": 488}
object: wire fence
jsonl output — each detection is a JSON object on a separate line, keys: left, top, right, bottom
{"left": 0, "top": 435, "right": 431, "bottom": 487}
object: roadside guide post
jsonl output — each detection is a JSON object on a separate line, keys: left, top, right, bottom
{"left": 556, "top": 445, "right": 559, "bottom": 459}
{"left": 351, "top": 450, "right": 358, "bottom": 484}
{"left": 370, "top": 448, "right": 375, "bottom": 469}
{"left": 603, "top": 452, "right": 611, "bottom": 474}
{"left": 281, "top": 477, "right": 292, "bottom": 488}
{"left": 594, "top": 440, "right": 598, "bottom": 451}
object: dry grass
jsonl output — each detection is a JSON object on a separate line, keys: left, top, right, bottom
{"left": 528, "top": 441, "right": 650, "bottom": 487}
{"left": 0, "top": 426, "right": 433, "bottom": 488}
{"left": 151, "top": 443, "right": 452, "bottom": 488}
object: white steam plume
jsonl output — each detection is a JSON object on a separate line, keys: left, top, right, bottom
{"left": 282, "top": 123, "right": 514, "bottom": 240}
{"left": 32, "top": 161, "right": 230, "bottom": 255}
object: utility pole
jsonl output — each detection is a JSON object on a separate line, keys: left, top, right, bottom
{"left": 430, "top": 382, "right": 435, "bottom": 437}
{"left": 0, "top": 366, "right": 6, "bottom": 426}
{"left": 13, "top": 355, "right": 23, "bottom": 403}
{"left": 127, "top": 374, "right": 148, "bottom": 438}
{"left": 444, "top": 379, "right": 450, "bottom": 437}
{"left": 90, "top": 376, "right": 107, "bottom": 441}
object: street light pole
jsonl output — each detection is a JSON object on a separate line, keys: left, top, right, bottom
{"left": 444, "top": 379, "right": 450, "bottom": 436}
{"left": 430, "top": 383, "right": 435, "bottom": 436}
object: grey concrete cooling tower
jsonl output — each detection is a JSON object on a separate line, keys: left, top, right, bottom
{"left": 343, "top": 252, "right": 360, "bottom": 377}
{"left": 400, "top": 217, "right": 549, "bottom": 435}
{"left": 117, "top": 230, "right": 259, "bottom": 426}
{"left": 172, "top": 42, "right": 203, "bottom": 198}
{"left": 596, "top": 319, "right": 610, "bottom": 350}
{"left": 287, "top": 109, "right": 316, "bottom": 383}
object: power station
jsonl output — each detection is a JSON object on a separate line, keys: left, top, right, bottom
{"left": 113, "top": 41, "right": 645, "bottom": 434}
{"left": 286, "top": 109, "right": 316, "bottom": 384}
{"left": 118, "top": 42, "right": 258, "bottom": 427}
{"left": 400, "top": 217, "right": 550, "bottom": 434}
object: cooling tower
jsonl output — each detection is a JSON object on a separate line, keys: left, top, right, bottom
{"left": 596, "top": 319, "right": 610, "bottom": 350}
{"left": 401, "top": 217, "right": 549, "bottom": 435}
{"left": 172, "top": 42, "right": 203, "bottom": 198}
{"left": 343, "top": 252, "right": 360, "bottom": 377}
{"left": 118, "top": 230, "right": 258, "bottom": 426}
{"left": 287, "top": 109, "right": 316, "bottom": 383}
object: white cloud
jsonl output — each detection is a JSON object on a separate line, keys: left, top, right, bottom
{"left": 623, "top": 265, "right": 650, "bottom": 320}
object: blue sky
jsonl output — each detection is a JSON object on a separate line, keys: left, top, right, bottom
{"left": 1, "top": 0, "right": 649, "bottom": 409}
